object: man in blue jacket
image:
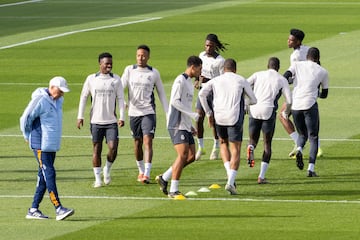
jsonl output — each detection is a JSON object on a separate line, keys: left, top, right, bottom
{"left": 20, "top": 76, "right": 74, "bottom": 221}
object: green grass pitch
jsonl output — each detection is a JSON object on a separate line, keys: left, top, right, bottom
{"left": 0, "top": 0, "right": 359, "bottom": 239}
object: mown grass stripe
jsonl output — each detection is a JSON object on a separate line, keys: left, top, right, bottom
{"left": 0, "top": 17, "right": 162, "bottom": 50}
{"left": 0, "top": 0, "right": 42, "bottom": 8}
{"left": 1, "top": 194, "right": 359, "bottom": 204}
{"left": 1, "top": 134, "right": 359, "bottom": 142}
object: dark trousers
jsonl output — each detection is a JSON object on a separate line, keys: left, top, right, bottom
{"left": 31, "top": 150, "right": 61, "bottom": 209}
{"left": 292, "top": 103, "right": 319, "bottom": 164}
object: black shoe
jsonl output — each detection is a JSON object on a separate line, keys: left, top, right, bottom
{"left": 296, "top": 151, "right": 304, "bottom": 170}
{"left": 155, "top": 175, "right": 168, "bottom": 195}
{"left": 307, "top": 170, "right": 319, "bottom": 177}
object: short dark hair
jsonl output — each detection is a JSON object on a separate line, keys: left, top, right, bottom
{"left": 290, "top": 28, "right": 305, "bottom": 42}
{"left": 224, "top": 58, "right": 237, "bottom": 72}
{"left": 98, "top": 52, "right": 112, "bottom": 62}
{"left": 137, "top": 44, "right": 150, "bottom": 54}
{"left": 187, "top": 55, "right": 202, "bottom": 67}
{"left": 307, "top": 47, "right": 320, "bottom": 64}
{"left": 268, "top": 57, "right": 280, "bottom": 71}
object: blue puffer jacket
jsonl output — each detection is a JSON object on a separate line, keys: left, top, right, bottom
{"left": 20, "top": 88, "right": 64, "bottom": 152}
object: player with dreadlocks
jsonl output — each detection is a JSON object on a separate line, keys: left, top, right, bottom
{"left": 194, "top": 33, "right": 228, "bottom": 161}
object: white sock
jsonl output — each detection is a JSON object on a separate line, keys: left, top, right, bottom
{"left": 104, "top": 161, "right": 113, "bottom": 176}
{"left": 136, "top": 160, "right": 145, "bottom": 174}
{"left": 297, "top": 147, "right": 303, "bottom": 153}
{"left": 290, "top": 132, "right": 299, "bottom": 145}
{"left": 93, "top": 167, "right": 102, "bottom": 183}
{"left": 308, "top": 163, "right": 315, "bottom": 172}
{"left": 162, "top": 167, "right": 172, "bottom": 181}
{"left": 144, "top": 162, "right": 152, "bottom": 178}
{"left": 258, "top": 162, "right": 269, "bottom": 179}
{"left": 105, "top": 160, "right": 113, "bottom": 170}
{"left": 197, "top": 138, "right": 204, "bottom": 149}
{"left": 214, "top": 139, "right": 219, "bottom": 148}
{"left": 227, "top": 169, "right": 237, "bottom": 186}
{"left": 223, "top": 161, "right": 230, "bottom": 177}
{"left": 169, "top": 180, "right": 179, "bottom": 193}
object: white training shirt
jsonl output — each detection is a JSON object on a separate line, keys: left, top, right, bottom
{"left": 167, "top": 73, "right": 198, "bottom": 131}
{"left": 289, "top": 61, "right": 329, "bottom": 110}
{"left": 199, "top": 72, "right": 257, "bottom": 126}
{"left": 247, "top": 69, "right": 292, "bottom": 120}
{"left": 121, "top": 64, "right": 168, "bottom": 117}
{"left": 77, "top": 72, "right": 125, "bottom": 124}
{"left": 290, "top": 45, "right": 310, "bottom": 65}
{"left": 199, "top": 51, "right": 225, "bottom": 80}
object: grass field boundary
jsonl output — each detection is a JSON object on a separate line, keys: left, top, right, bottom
{"left": 1, "top": 194, "right": 359, "bottom": 204}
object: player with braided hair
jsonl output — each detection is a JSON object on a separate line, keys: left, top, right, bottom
{"left": 194, "top": 33, "right": 228, "bottom": 161}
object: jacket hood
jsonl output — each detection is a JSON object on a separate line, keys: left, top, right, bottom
{"left": 31, "top": 87, "right": 49, "bottom": 99}
{"left": 31, "top": 87, "right": 61, "bottom": 105}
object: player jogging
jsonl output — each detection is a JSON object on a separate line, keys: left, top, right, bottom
{"left": 155, "top": 56, "right": 201, "bottom": 199}
{"left": 279, "top": 29, "right": 311, "bottom": 157}
{"left": 199, "top": 58, "right": 257, "bottom": 195}
{"left": 283, "top": 47, "right": 329, "bottom": 177}
{"left": 194, "top": 33, "right": 228, "bottom": 161}
{"left": 246, "top": 57, "right": 292, "bottom": 184}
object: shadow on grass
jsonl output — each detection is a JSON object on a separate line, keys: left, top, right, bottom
{"left": 117, "top": 213, "right": 297, "bottom": 220}
{"left": 0, "top": 153, "right": 133, "bottom": 159}
{"left": 67, "top": 213, "right": 297, "bottom": 222}
{"left": 0, "top": 155, "right": 33, "bottom": 159}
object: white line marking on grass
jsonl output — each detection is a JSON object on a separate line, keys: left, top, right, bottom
{"left": 330, "top": 86, "right": 360, "bottom": 89}
{"left": 1, "top": 194, "right": 359, "bottom": 204}
{"left": 259, "top": 1, "right": 360, "bottom": 5}
{"left": 0, "top": 17, "right": 162, "bottom": 50}
{"left": 0, "top": 0, "right": 42, "bottom": 8}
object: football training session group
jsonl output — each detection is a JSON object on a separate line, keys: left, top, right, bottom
{"left": 0, "top": 0, "right": 359, "bottom": 239}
